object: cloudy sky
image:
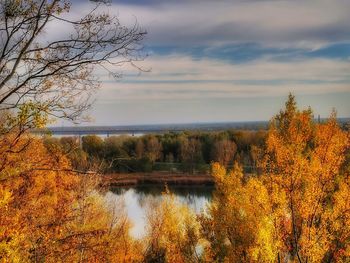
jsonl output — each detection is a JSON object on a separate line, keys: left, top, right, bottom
{"left": 61, "top": 0, "right": 350, "bottom": 125}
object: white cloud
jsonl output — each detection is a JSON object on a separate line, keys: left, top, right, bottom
{"left": 45, "top": 0, "right": 350, "bottom": 125}
{"left": 95, "top": 54, "right": 350, "bottom": 101}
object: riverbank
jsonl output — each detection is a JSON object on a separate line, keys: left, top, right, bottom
{"left": 102, "top": 172, "right": 214, "bottom": 187}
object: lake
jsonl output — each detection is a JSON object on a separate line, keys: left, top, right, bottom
{"left": 105, "top": 185, "right": 214, "bottom": 238}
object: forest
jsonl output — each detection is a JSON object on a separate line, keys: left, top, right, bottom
{"left": 1, "top": 95, "right": 350, "bottom": 262}
{"left": 43, "top": 129, "right": 266, "bottom": 174}
{"left": 0, "top": 1, "right": 349, "bottom": 262}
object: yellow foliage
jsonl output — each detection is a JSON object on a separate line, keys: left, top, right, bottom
{"left": 143, "top": 188, "right": 202, "bottom": 263}
{"left": 201, "top": 95, "right": 349, "bottom": 263}
{"left": 0, "top": 131, "right": 139, "bottom": 262}
{"left": 201, "top": 163, "right": 278, "bottom": 262}
{"left": 260, "top": 95, "right": 350, "bottom": 262}
{"left": 1, "top": 95, "right": 349, "bottom": 263}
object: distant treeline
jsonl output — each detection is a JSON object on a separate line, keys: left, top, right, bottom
{"left": 44, "top": 130, "right": 266, "bottom": 174}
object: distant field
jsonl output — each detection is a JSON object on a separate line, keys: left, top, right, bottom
{"left": 33, "top": 118, "right": 349, "bottom": 136}
{"left": 35, "top": 121, "right": 270, "bottom": 136}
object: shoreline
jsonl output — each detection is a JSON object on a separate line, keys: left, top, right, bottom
{"left": 102, "top": 172, "right": 214, "bottom": 187}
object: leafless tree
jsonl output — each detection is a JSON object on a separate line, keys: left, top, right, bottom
{"left": 0, "top": 0, "right": 146, "bottom": 125}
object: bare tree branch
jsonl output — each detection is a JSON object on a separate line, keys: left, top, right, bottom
{"left": 0, "top": 0, "right": 146, "bottom": 125}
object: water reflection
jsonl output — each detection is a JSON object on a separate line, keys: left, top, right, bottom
{"left": 105, "top": 185, "right": 213, "bottom": 238}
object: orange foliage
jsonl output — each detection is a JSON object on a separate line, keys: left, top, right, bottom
{"left": 200, "top": 163, "right": 278, "bottom": 262}
{"left": 201, "top": 95, "right": 349, "bottom": 262}
{"left": 143, "top": 188, "right": 202, "bottom": 263}
{"left": 1, "top": 95, "right": 349, "bottom": 262}
{"left": 260, "top": 94, "right": 350, "bottom": 262}
{"left": 0, "top": 131, "right": 139, "bottom": 262}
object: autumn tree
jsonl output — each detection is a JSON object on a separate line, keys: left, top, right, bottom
{"left": 82, "top": 135, "right": 104, "bottom": 157}
{"left": 145, "top": 135, "right": 163, "bottom": 163}
{"left": 0, "top": 1, "right": 146, "bottom": 261}
{"left": 211, "top": 138, "right": 237, "bottom": 167}
{"left": 0, "top": 130, "right": 140, "bottom": 262}
{"left": 200, "top": 163, "right": 278, "bottom": 262}
{"left": 180, "top": 137, "right": 203, "bottom": 174}
{"left": 143, "top": 189, "right": 202, "bottom": 263}
{"left": 260, "top": 94, "right": 350, "bottom": 262}
{"left": 44, "top": 136, "right": 89, "bottom": 171}
{"left": 199, "top": 95, "right": 349, "bottom": 262}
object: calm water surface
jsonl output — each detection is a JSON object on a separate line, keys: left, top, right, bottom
{"left": 105, "top": 185, "right": 214, "bottom": 238}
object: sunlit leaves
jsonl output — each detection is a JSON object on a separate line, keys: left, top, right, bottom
{"left": 201, "top": 163, "right": 278, "bottom": 262}
{"left": 0, "top": 131, "right": 137, "bottom": 262}
{"left": 261, "top": 94, "right": 350, "bottom": 262}
{"left": 200, "top": 95, "right": 349, "bottom": 262}
{"left": 0, "top": 94, "right": 349, "bottom": 262}
{"left": 144, "top": 188, "right": 202, "bottom": 263}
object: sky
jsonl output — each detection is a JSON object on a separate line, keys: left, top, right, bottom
{"left": 56, "top": 0, "right": 350, "bottom": 125}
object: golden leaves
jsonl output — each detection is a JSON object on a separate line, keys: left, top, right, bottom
{"left": 0, "top": 132, "right": 137, "bottom": 262}
{"left": 203, "top": 163, "right": 278, "bottom": 262}
{"left": 143, "top": 189, "right": 202, "bottom": 263}
{"left": 204, "top": 95, "right": 350, "bottom": 262}
{"left": 261, "top": 95, "right": 350, "bottom": 262}
{"left": 1, "top": 94, "right": 349, "bottom": 262}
